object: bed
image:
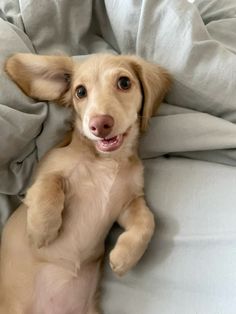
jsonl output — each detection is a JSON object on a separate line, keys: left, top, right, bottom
{"left": 1, "top": 0, "right": 236, "bottom": 313}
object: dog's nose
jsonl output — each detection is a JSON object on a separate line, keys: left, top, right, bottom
{"left": 89, "top": 115, "right": 114, "bottom": 138}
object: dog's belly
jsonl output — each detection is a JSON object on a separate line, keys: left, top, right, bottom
{"left": 29, "top": 261, "right": 100, "bottom": 314}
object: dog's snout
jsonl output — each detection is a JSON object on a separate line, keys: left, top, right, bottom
{"left": 89, "top": 115, "right": 114, "bottom": 138}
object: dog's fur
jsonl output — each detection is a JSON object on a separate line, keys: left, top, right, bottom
{"left": 0, "top": 53, "right": 171, "bottom": 314}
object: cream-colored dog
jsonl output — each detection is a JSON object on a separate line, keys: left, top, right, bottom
{"left": 0, "top": 53, "right": 170, "bottom": 314}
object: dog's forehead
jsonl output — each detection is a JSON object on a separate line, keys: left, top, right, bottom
{"left": 73, "top": 55, "right": 135, "bottom": 83}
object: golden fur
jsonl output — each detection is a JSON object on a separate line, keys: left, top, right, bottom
{"left": 0, "top": 53, "right": 171, "bottom": 314}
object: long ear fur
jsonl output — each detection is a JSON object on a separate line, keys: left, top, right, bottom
{"left": 126, "top": 56, "right": 171, "bottom": 131}
{"left": 5, "top": 53, "right": 73, "bottom": 105}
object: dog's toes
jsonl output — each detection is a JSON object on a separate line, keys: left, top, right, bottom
{"left": 109, "top": 246, "right": 134, "bottom": 276}
{"left": 27, "top": 227, "right": 59, "bottom": 248}
{"left": 27, "top": 225, "right": 59, "bottom": 248}
{"left": 109, "top": 260, "right": 126, "bottom": 277}
{"left": 27, "top": 214, "right": 62, "bottom": 248}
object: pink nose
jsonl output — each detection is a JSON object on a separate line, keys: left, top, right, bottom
{"left": 89, "top": 115, "right": 114, "bottom": 138}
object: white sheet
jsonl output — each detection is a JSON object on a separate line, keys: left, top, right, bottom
{"left": 103, "top": 157, "right": 236, "bottom": 314}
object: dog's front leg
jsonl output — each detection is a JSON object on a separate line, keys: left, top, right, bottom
{"left": 24, "top": 173, "right": 65, "bottom": 248}
{"left": 109, "top": 197, "right": 155, "bottom": 276}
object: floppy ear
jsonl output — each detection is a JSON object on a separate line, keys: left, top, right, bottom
{"left": 127, "top": 56, "right": 171, "bottom": 132}
{"left": 5, "top": 53, "right": 73, "bottom": 105}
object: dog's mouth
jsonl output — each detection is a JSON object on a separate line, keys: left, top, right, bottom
{"left": 95, "top": 134, "right": 124, "bottom": 152}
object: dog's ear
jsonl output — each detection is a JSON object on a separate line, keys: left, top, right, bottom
{"left": 5, "top": 53, "right": 73, "bottom": 105}
{"left": 126, "top": 56, "right": 171, "bottom": 132}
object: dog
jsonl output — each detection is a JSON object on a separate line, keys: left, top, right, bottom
{"left": 0, "top": 53, "right": 171, "bottom": 314}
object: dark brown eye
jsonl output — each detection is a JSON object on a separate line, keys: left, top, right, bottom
{"left": 75, "top": 85, "right": 87, "bottom": 99}
{"left": 117, "top": 77, "right": 131, "bottom": 90}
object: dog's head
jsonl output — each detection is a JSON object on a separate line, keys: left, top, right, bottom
{"left": 6, "top": 53, "right": 171, "bottom": 155}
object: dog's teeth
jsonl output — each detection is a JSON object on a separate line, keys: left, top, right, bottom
{"left": 101, "top": 136, "right": 118, "bottom": 146}
{"left": 96, "top": 134, "right": 123, "bottom": 152}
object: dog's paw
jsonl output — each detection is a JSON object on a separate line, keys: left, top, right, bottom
{"left": 109, "top": 245, "right": 137, "bottom": 276}
{"left": 27, "top": 211, "right": 62, "bottom": 248}
{"left": 27, "top": 226, "right": 60, "bottom": 248}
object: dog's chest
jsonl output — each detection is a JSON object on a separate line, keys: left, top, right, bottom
{"left": 67, "top": 158, "right": 124, "bottom": 214}
{"left": 61, "top": 158, "right": 135, "bottom": 252}
{"left": 68, "top": 158, "right": 120, "bottom": 212}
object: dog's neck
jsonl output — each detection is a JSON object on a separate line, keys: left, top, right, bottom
{"left": 70, "top": 127, "right": 139, "bottom": 163}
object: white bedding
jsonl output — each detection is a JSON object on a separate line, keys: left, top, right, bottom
{"left": 103, "top": 157, "right": 236, "bottom": 314}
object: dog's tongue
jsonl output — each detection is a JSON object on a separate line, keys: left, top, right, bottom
{"left": 96, "top": 135, "right": 123, "bottom": 152}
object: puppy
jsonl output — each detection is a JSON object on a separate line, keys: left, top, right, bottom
{"left": 0, "top": 54, "right": 171, "bottom": 314}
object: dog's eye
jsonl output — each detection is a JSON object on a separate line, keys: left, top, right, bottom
{"left": 75, "top": 85, "right": 87, "bottom": 99}
{"left": 117, "top": 77, "right": 131, "bottom": 90}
